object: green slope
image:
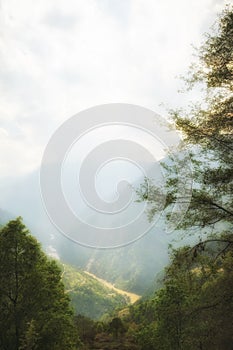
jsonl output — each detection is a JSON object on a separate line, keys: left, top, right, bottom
{"left": 61, "top": 264, "right": 130, "bottom": 320}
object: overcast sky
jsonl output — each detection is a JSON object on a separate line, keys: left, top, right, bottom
{"left": 0, "top": 0, "right": 228, "bottom": 179}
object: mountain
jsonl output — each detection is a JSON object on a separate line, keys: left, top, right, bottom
{"left": 0, "top": 160, "right": 174, "bottom": 295}
{"left": 48, "top": 217, "right": 169, "bottom": 294}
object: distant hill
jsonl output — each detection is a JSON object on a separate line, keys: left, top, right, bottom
{"left": 2, "top": 154, "right": 193, "bottom": 295}
{"left": 54, "top": 227, "right": 169, "bottom": 295}
{"left": 61, "top": 263, "right": 132, "bottom": 320}
{"left": 0, "top": 167, "right": 171, "bottom": 296}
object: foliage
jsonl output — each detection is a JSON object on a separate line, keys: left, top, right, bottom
{"left": 108, "top": 317, "right": 126, "bottom": 339}
{"left": 127, "top": 238, "right": 233, "bottom": 350}
{"left": 137, "top": 5, "right": 233, "bottom": 233}
{"left": 74, "top": 315, "right": 98, "bottom": 345}
{"left": 132, "top": 7, "right": 233, "bottom": 349}
{"left": 0, "top": 218, "right": 80, "bottom": 350}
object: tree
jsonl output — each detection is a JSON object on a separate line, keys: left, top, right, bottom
{"left": 19, "top": 320, "right": 39, "bottom": 350}
{"left": 135, "top": 12, "right": 233, "bottom": 345}
{"left": 109, "top": 317, "right": 125, "bottom": 339}
{"left": 74, "top": 315, "right": 97, "bottom": 344}
{"left": 138, "top": 6, "right": 233, "bottom": 249}
{"left": 0, "top": 218, "right": 80, "bottom": 350}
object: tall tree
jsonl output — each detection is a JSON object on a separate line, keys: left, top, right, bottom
{"left": 135, "top": 8, "right": 233, "bottom": 348}
{"left": 138, "top": 6, "right": 233, "bottom": 244}
{"left": 0, "top": 218, "right": 80, "bottom": 350}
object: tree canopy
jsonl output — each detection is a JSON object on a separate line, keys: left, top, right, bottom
{"left": 138, "top": 6, "right": 233, "bottom": 241}
{"left": 0, "top": 217, "right": 80, "bottom": 350}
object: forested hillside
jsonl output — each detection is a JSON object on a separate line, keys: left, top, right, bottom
{"left": 61, "top": 263, "right": 130, "bottom": 319}
{"left": 1, "top": 218, "right": 232, "bottom": 349}
{"left": 125, "top": 239, "right": 233, "bottom": 349}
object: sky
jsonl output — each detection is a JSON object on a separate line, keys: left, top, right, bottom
{"left": 0, "top": 0, "right": 228, "bottom": 180}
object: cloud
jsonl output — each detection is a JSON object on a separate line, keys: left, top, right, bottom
{"left": 0, "top": 127, "right": 9, "bottom": 137}
{"left": 0, "top": 0, "right": 228, "bottom": 178}
{"left": 98, "top": 0, "right": 131, "bottom": 26}
{"left": 43, "top": 8, "right": 78, "bottom": 30}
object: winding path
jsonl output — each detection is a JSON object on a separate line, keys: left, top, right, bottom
{"left": 84, "top": 271, "right": 141, "bottom": 304}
